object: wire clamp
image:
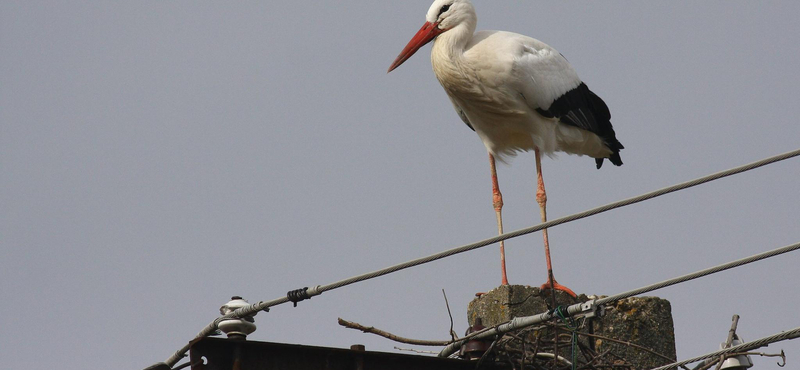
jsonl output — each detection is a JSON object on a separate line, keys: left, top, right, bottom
{"left": 579, "top": 300, "right": 604, "bottom": 319}
{"left": 551, "top": 305, "right": 569, "bottom": 320}
{"left": 287, "top": 287, "right": 311, "bottom": 307}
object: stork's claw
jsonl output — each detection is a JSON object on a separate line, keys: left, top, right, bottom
{"left": 540, "top": 279, "right": 577, "bottom": 298}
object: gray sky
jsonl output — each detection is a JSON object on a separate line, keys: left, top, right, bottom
{"left": 2, "top": 1, "right": 799, "bottom": 369}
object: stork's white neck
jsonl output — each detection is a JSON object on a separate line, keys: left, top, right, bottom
{"left": 431, "top": 20, "right": 476, "bottom": 63}
{"left": 431, "top": 20, "right": 476, "bottom": 91}
{"left": 429, "top": 5, "right": 480, "bottom": 95}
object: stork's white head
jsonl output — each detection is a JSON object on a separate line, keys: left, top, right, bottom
{"left": 388, "top": 0, "right": 476, "bottom": 72}
{"left": 425, "top": 0, "right": 475, "bottom": 31}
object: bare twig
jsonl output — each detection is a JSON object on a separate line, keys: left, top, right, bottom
{"left": 521, "top": 329, "right": 527, "bottom": 370}
{"left": 713, "top": 356, "right": 724, "bottom": 370}
{"left": 715, "top": 314, "right": 742, "bottom": 370}
{"left": 476, "top": 338, "right": 500, "bottom": 369}
{"left": 563, "top": 326, "right": 685, "bottom": 369}
{"left": 576, "top": 348, "right": 610, "bottom": 370}
{"left": 503, "top": 346, "right": 573, "bottom": 366}
{"left": 532, "top": 331, "right": 542, "bottom": 360}
{"left": 725, "top": 350, "right": 786, "bottom": 367}
{"left": 552, "top": 321, "right": 559, "bottom": 370}
{"left": 393, "top": 346, "right": 438, "bottom": 354}
{"left": 338, "top": 318, "right": 451, "bottom": 346}
{"left": 442, "top": 289, "right": 457, "bottom": 341}
{"left": 604, "top": 350, "right": 634, "bottom": 367}
{"left": 173, "top": 360, "right": 200, "bottom": 370}
{"left": 692, "top": 358, "right": 720, "bottom": 370}
{"left": 725, "top": 315, "right": 740, "bottom": 348}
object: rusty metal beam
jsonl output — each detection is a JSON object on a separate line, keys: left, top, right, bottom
{"left": 190, "top": 337, "right": 510, "bottom": 370}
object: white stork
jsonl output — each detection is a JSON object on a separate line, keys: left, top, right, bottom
{"left": 388, "top": 0, "right": 623, "bottom": 296}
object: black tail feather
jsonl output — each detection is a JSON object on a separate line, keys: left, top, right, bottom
{"left": 609, "top": 152, "right": 623, "bottom": 166}
{"left": 595, "top": 151, "right": 623, "bottom": 169}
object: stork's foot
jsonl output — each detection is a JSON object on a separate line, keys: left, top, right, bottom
{"left": 540, "top": 278, "right": 577, "bottom": 298}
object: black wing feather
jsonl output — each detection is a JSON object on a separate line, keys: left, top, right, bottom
{"left": 535, "top": 82, "right": 624, "bottom": 169}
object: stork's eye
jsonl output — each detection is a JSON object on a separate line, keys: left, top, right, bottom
{"left": 439, "top": 4, "right": 450, "bottom": 16}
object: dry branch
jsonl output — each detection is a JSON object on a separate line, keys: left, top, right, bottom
{"left": 338, "top": 318, "right": 451, "bottom": 346}
{"left": 393, "top": 346, "right": 438, "bottom": 354}
{"left": 566, "top": 328, "right": 683, "bottom": 368}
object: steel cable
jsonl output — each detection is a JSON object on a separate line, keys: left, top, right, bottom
{"left": 163, "top": 148, "right": 800, "bottom": 367}
{"left": 648, "top": 327, "right": 800, "bottom": 370}
{"left": 437, "top": 241, "right": 800, "bottom": 357}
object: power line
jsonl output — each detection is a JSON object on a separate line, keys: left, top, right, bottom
{"left": 162, "top": 148, "right": 800, "bottom": 368}
{"left": 437, "top": 241, "right": 800, "bottom": 357}
{"left": 648, "top": 327, "right": 800, "bottom": 370}
{"left": 594, "top": 241, "right": 800, "bottom": 306}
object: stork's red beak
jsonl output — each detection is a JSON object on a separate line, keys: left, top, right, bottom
{"left": 388, "top": 22, "right": 444, "bottom": 73}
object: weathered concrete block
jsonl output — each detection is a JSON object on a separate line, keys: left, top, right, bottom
{"left": 593, "top": 296, "right": 677, "bottom": 369}
{"left": 467, "top": 285, "right": 677, "bottom": 370}
{"left": 467, "top": 285, "right": 584, "bottom": 327}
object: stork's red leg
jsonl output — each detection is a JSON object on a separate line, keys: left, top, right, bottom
{"left": 535, "top": 149, "right": 576, "bottom": 298}
{"left": 489, "top": 153, "right": 509, "bottom": 286}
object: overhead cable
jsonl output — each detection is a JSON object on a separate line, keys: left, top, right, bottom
{"left": 163, "top": 148, "right": 800, "bottom": 368}
{"left": 437, "top": 241, "right": 800, "bottom": 357}
{"left": 648, "top": 326, "right": 800, "bottom": 370}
